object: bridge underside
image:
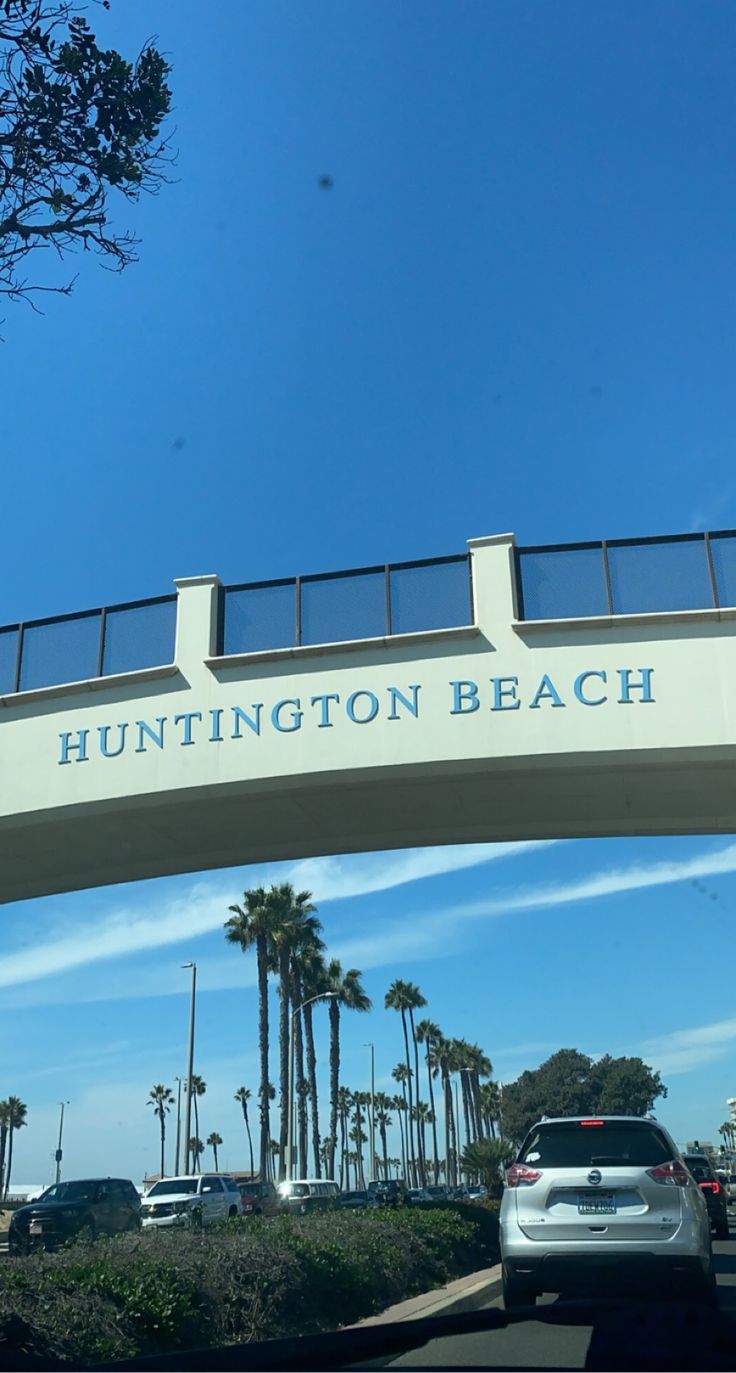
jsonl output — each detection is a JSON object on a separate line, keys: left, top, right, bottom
{"left": 4, "top": 748, "right": 733, "bottom": 904}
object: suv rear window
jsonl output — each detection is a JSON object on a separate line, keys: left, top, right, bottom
{"left": 683, "top": 1155, "right": 715, "bottom": 1182}
{"left": 519, "top": 1121, "right": 672, "bottom": 1168}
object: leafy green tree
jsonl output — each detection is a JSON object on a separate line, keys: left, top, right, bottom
{"left": 461, "top": 1137, "right": 513, "bottom": 1191}
{"left": 147, "top": 1084, "right": 173, "bottom": 1178}
{"left": 235, "top": 1088, "right": 254, "bottom": 1179}
{"left": 0, "top": 1, "right": 173, "bottom": 311}
{"left": 501, "top": 1049, "right": 667, "bottom": 1144}
{"left": 206, "top": 1132, "right": 223, "bottom": 1171}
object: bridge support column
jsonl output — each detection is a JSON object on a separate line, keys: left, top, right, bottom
{"left": 467, "top": 533, "right": 517, "bottom": 632}
{"left": 174, "top": 575, "right": 222, "bottom": 674}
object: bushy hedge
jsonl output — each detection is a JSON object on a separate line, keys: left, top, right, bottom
{"left": 0, "top": 1205, "right": 499, "bottom": 1365}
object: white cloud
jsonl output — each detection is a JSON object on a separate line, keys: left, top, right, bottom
{"left": 639, "top": 1014, "right": 736, "bottom": 1077}
{"left": 0, "top": 841, "right": 546, "bottom": 994}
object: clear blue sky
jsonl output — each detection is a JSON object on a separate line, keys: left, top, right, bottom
{"left": 3, "top": 0, "right": 736, "bottom": 1184}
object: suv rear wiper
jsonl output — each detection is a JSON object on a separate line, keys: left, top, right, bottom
{"left": 590, "top": 1155, "right": 632, "bottom": 1165}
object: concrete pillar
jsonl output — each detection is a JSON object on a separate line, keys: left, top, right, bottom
{"left": 467, "top": 533, "right": 518, "bottom": 634}
{"left": 174, "top": 576, "right": 222, "bottom": 674}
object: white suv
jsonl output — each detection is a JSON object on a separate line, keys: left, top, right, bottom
{"left": 141, "top": 1174, "right": 241, "bottom": 1228}
{"left": 500, "top": 1116, "right": 714, "bottom": 1307}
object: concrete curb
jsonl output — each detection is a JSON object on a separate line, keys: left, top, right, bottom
{"left": 353, "top": 1263, "right": 503, "bottom": 1327}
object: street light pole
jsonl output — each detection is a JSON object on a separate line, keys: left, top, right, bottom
{"left": 55, "top": 1101, "right": 69, "bottom": 1185}
{"left": 174, "top": 1077, "right": 183, "bottom": 1176}
{"left": 454, "top": 1079, "right": 461, "bottom": 1183}
{"left": 365, "top": 1042, "right": 375, "bottom": 1184}
{"left": 182, "top": 962, "right": 197, "bottom": 1174}
{"left": 286, "top": 991, "right": 338, "bottom": 1182}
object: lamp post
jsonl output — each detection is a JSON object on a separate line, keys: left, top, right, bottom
{"left": 55, "top": 1101, "right": 69, "bottom": 1185}
{"left": 454, "top": 1079, "right": 462, "bottom": 1183}
{"left": 365, "top": 1042, "right": 376, "bottom": 1184}
{"left": 286, "top": 991, "right": 337, "bottom": 1181}
{"left": 173, "top": 1077, "right": 183, "bottom": 1176}
{"left": 182, "top": 962, "right": 197, "bottom": 1174}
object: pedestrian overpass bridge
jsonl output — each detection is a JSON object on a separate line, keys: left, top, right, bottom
{"left": 3, "top": 528, "right": 736, "bottom": 904}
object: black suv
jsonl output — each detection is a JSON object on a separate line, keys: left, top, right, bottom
{"left": 9, "top": 1177, "right": 141, "bottom": 1252}
{"left": 683, "top": 1154, "right": 730, "bottom": 1239}
{"left": 372, "top": 1179, "right": 407, "bottom": 1207}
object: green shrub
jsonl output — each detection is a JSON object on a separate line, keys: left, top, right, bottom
{"left": 0, "top": 1205, "right": 499, "bottom": 1364}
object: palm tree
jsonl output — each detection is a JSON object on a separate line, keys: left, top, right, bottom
{"left": 147, "top": 1084, "right": 174, "bottom": 1178}
{"left": 460, "top": 1137, "right": 513, "bottom": 1192}
{"left": 0, "top": 1102, "right": 10, "bottom": 1198}
{"left": 413, "top": 1101, "right": 435, "bottom": 1175}
{"left": 323, "top": 961, "right": 371, "bottom": 1179}
{"left": 259, "top": 1083, "right": 277, "bottom": 1180}
{"left": 284, "top": 903, "right": 323, "bottom": 1177}
{"left": 188, "top": 1136, "right": 204, "bottom": 1170}
{"left": 351, "top": 1091, "right": 370, "bottom": 1188}
{"left": 465, "top": 1043, "right": 492, "bottom": 1141}
{"left": 374, "top": 1093, "right": 393, "bottom": 1180}
{"left": 3, "top": 1097, "right": 27, "bottom": 1200}
{"left": 188, "top": 1073, "right": 207, "bottom": 1157}
{"left": 391, "top": 1070, "right": 409, "bottom": 1180}
{"left": 415, "top": 1019, "right": 441, "bottom": 1182}
{"left": 298, "top": 941, "right": 328, "bottom": 1177}
{"left": 225, "top": 886, "right": 279, "bottom": 1182}
{"left": 479, "top": 1080, "right": 501, "bottom": 1140}
{"left": 265, "top": 883, "right": 318, "bottom": 1179}
{"left": 385, "top": 981, "right": 423, "bottom": 1184}
{"left": 337, "top": 1086, "right": 353, "bottom": 1189}
{"left": 207, "top": 1132, "right": 223, "bottom": 1170}
{"left": 429, "top": 1037, "right": 457, "bottom": 1187}
{"left": 403, "top": 982, "right": 428, "bottom": 1183}
{"left": 235, "top": 1088, "right": 255, "bottom": 1178}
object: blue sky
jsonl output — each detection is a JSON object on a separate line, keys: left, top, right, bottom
{"left": 3, "top": 0, "right": 736, "bottom": 1182}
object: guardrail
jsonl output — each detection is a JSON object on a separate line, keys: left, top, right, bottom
{"left": 0, "top": 595, "right": 177, "bottom": 696}
{"left": 516, "top": 531, "right": 736, "bottom": 620}
{"left": 221, "top": 554, "right": 473, "bottom": 655}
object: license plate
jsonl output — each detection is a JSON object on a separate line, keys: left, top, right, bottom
{"left": 29, "top": 1221, "right": 42, "bottom": 1234}
{"left": 578, "top": 1192, "right": 615, "bottom": 1215}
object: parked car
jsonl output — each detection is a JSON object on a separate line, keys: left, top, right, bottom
{"left": 682, "top": 1153, "right": 730, "bottom": 1239}
{"left": 338, "top": 1189, "right": 376, "bottom": 1210}
{"left": 372, "top": 1179, "right": 408, "bottom": 1207}
{"left": 141, "top": 1174, "right": 241, "bottom": 1229}
{"left": 451, "top": 1185, "right": 472, "bottom": 1201}
{"left": 9, "top": 1177, "right": 140, "bottom": 1252}
{"left": 724, "top": 1172, "right": 736, "bottom": 1206}
{"left": 406, "top": 1187, "right": 433, "bottom": 1205}
{"left": 277, "top": 1179, "right": 340, "bottom": 1214}
{"left": 500, "top": 1116, "right": 714, "bottom": 1308}
{"left": 467, "top": 1185, "right": 488, "bottom": 1201}
{"left": 237, "top": 1180, "right": 281, "bottom": 1217}
{"left": 424, "top": 1184, "right": 452, "bottom": 1201}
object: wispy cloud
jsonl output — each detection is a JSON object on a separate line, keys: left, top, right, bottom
{"left": 0, "top": 842, "right": 546, "bottom": 993}
{"left": 640, "top": 1014, "right": 736, "bottom": 1076}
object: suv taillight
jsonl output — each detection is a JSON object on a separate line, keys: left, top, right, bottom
{"left": 506, "top": 1163, "right": 542, "bottom": 1187}
{"left": 700, "top": 1179, "right": 720, "bottom": 1194}
{"left": 646, "top": 1160, "right": 691, "bottom": 1187}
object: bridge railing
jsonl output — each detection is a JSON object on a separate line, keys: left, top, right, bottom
{"left": 221, "top": 554, "right": 473, "bottom": 655}
{"left": 516, "top": 531, "right": 736, "bottom": 620}
{"left": 0, "top": 595, "right": 177, "bottom": 696}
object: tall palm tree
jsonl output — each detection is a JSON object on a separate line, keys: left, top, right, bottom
{"left": 374, "top": 1093, "right": 393, "bottom": 1180}
{"left": 429, "top": 1037, "right": 457, "bottom": 1187}
{"left": 479, "top": 1080, "right": 501, "bottom": 1140}
{"left": 451, "top": 1039, "right": 473, "bottom": 1149}
{"left": 3, "top": 1097, "right": 27, "bottom": 1201}
{"left": 351, "top": 1092, "right": 369, "bottom": 1188}
{"left": 265, "top": 883, "right": 318, "bottom": 1179}
{"left": 188, "top": 1136, "right": 204, "bottom": 1170}
{"left": 0, "top": 1102, "right": 10, "bottom": 1199}
{"left": 188, "top": 1073, "right": 207, "bottom": 1159}
{"left": 403, "top": 982, "right": 428, "bottom": 1183}
{"left": 413, "top": 1101, "right": 435, "bottom": 1175}
{"left": 235, "top": 1088, "right": 255, "bottom": 1178}
{"left": 386, "top": 981, "right": 421, "bottom": 1184}
{"left": 207, "top": 1132, "right": 223, "bottom": 1170}
{"left": 465, "top": 1043, "right": 492, "bottom": 1141}
{"left": 337, "top": 1086, "right": 353, "bottom": 1189}
{"left": 225, "top": 886, "right": 279, "bottom": 1179}
{"left": 415, "top": 1019, "right": 441, "bottom": 1182}
{"left": 392, "top": 1068, "right": 410, "bottom": 1179}
{"left": 298, "top": 942, "right": 328, "bottom": 1177}
{"left": 323, "top": 961, "right": 371, "bottom": 1179}
{"left": 147, "top": 1084, "right": 174, "bottom": 1178}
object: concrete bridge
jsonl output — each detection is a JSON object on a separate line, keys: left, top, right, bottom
{"left": 2, "top": 529, "right": 736, "bottom": 903}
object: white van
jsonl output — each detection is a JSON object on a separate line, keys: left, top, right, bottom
{"left": 277, "top": 1178, "right": 339, "bottom": 1214}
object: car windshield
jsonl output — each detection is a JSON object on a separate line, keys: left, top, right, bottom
{"left": 147, "top": 1180, "right": 199, "bottom": 1197}
{"left": 38, "top": 1182, "right": 96, "bottom": 1204}
{"left": 2, "top": 4, "right": 735, "bottom": 1369}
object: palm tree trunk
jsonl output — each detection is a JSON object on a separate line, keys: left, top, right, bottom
{"left": 397, "top": 1101, "right": 407, "bottom": 1180}
{"left": 159, "top": 1111, "right": 165, "bottom": 1178}
{"left": 339, "top": 1106, "right": 347, "bottom": 1189}
{"left": 461, "top": 1075, "right": 472, "bottom": 1148}
{"left": 400, "top": 1010, "right": 417, "bottom": 1185}
{"left": 425, "top": 1045, "right": 440, "bottom": 1183}
{"left": 0, "top": 1125, "right": 7, "bottom": 1198}
{"left": 302, "top": 1001, "right": 322, "bottom": 1178}
{"left": 408, "top": 1008, "right": 426, "bottom": 1185}
{"left": 242, "top": 1102, "right": 254, "bottom": 1178}
{"left": 194, "top": 1096, "right": 200, "bottom": 1156}
{"left": 256, "top": 933, "right": 271, "bottom": 1181}
{"left": 381, "top": 1123, "right": 389, "bottom": 1179}
{"left": 278, "top": 945, "right": 291, "bottom": 1180}
{"left": 329, "top": 1001, "right": 340, "bottom": 1181}
{"left": 443, "top": 1071, "right": 456, "bottom": 1187}
{"left": 4, "top": 1129, "right": 13, "bottom": 1201}
{"left": 213, "top": 1143, "right": 219, "bottom": 1170}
